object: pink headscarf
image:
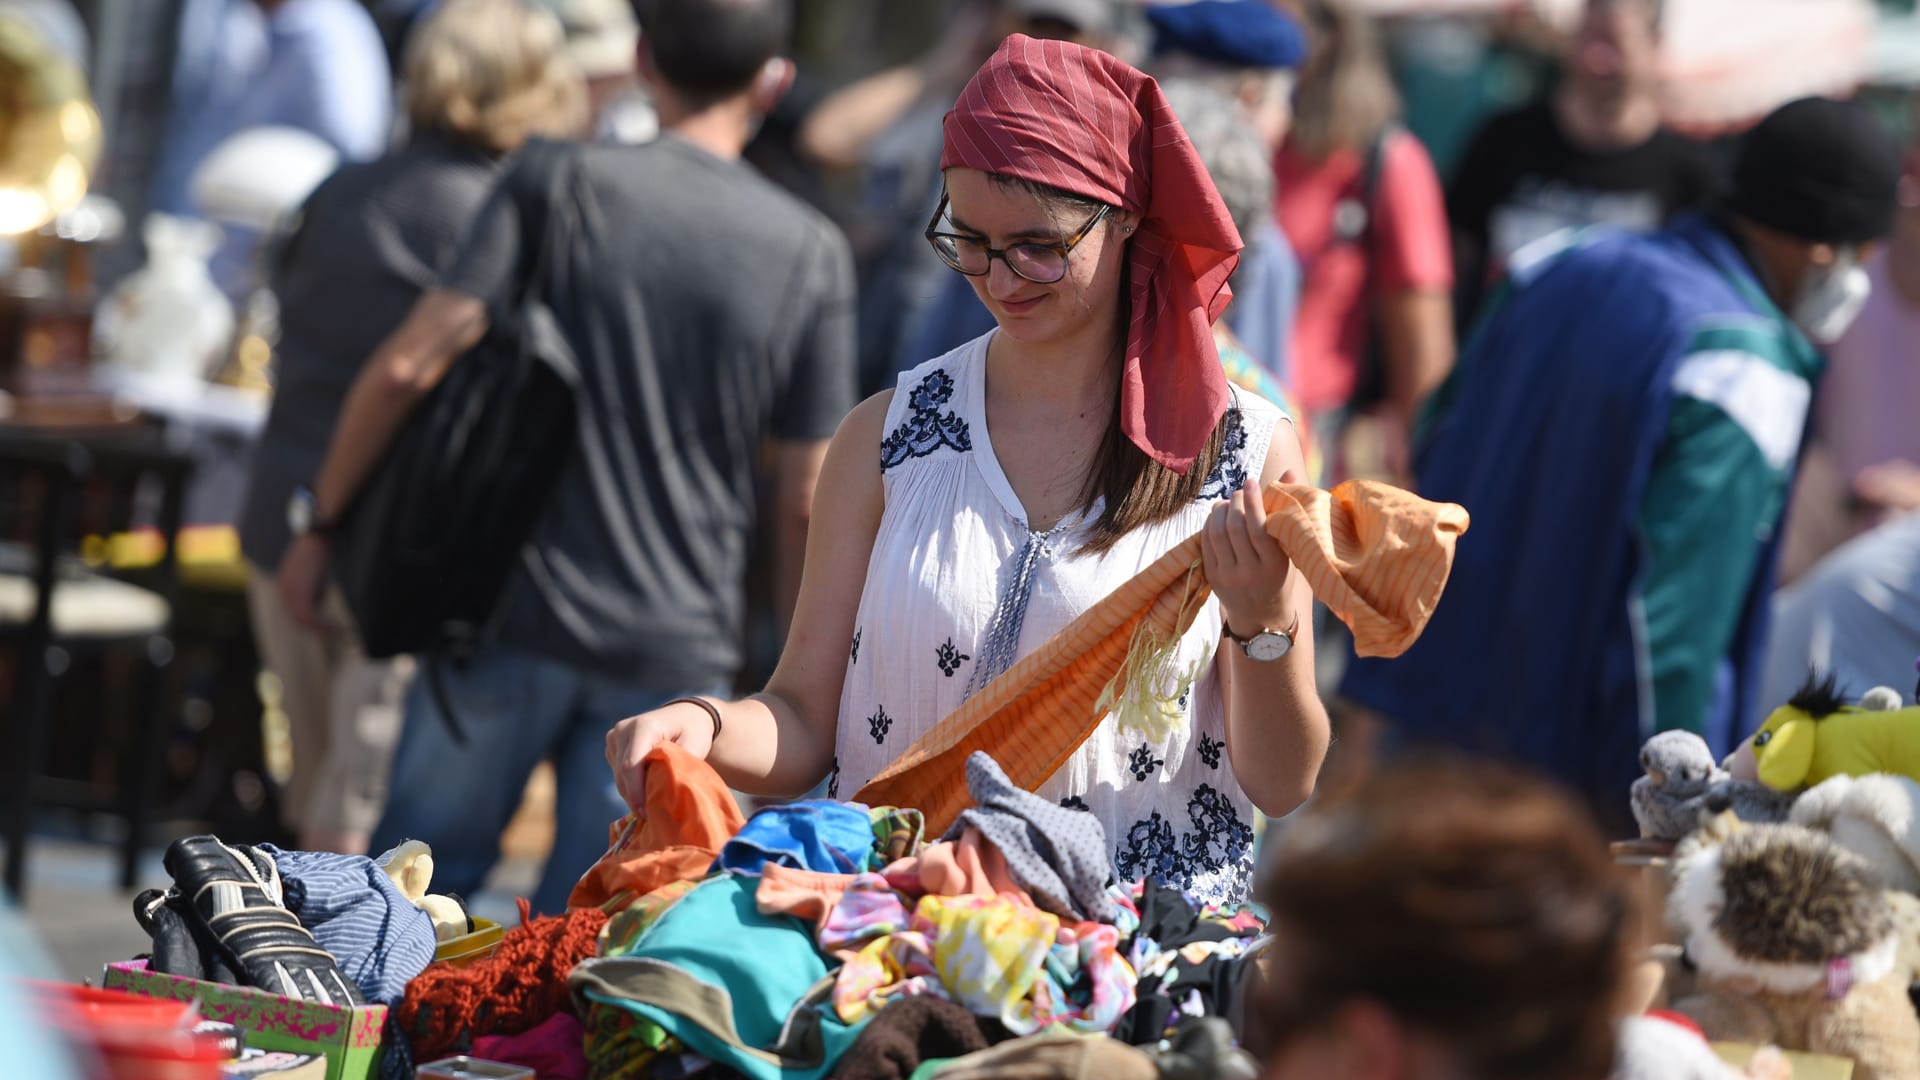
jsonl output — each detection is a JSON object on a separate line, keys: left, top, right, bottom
{"left": 942, "top": 34, "right": 1242, "bottom": 474}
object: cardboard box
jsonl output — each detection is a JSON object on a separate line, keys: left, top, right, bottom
{"left": 1713, "top": 1043, "right": 1854, "bottom": 1079}
{"left": 102, "top": 960, "right": 385, "bottom": 1080}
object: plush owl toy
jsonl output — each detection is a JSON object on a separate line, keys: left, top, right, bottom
{"left": 1630, "top": 730, "right": 1795, "bottom": 840}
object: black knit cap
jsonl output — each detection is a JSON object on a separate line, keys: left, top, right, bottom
{"left": 1726, "top": 96, "right": 1902, "bottom": 246}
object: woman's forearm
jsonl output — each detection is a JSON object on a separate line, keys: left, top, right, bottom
{"left": 703, "top": 691, "right": 837, "bottom": 798}
{"left": 1221, "top": 579, "right": 1329, "bottom": 817}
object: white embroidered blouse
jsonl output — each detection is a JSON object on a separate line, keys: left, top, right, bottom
{"left": 832, "top": 332, "right": 1287, "bottom": 904}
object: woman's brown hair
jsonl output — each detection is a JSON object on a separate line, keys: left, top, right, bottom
{"left": 1250, "top": 759, "right": 1637, "bottom": 1080}
{"left": 989, "top": 175, "right": 1233, "bottom": 557}
{"left": 1280, "top": 0, "right": 1401, "bottom": 161}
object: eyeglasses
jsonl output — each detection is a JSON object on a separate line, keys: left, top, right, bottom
{"left": 923, "top": 193, "right": 1112, "bottom": 285}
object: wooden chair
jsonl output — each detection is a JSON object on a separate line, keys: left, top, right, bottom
{"left": 0, "top": 425, "right": 193, "bottom": 896}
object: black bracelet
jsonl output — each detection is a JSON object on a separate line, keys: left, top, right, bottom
{"left": 666, "top": 696, "right": 723, "bottom": 742}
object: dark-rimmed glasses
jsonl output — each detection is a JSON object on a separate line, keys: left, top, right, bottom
{"left": 923, "top": 193, "right": 1112, "bottom": 285}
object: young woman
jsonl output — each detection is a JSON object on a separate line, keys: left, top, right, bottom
{"left": 607, "top": 36, "right": 1328, "bottom": 903}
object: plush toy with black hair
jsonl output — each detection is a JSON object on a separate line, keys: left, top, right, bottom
{"left": 1726, "top": 672, "right": 1920, "bottom": 793}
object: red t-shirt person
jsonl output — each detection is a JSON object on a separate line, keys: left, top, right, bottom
{"left": 1276, "top": 131, "right": 1453, "bottom": 416}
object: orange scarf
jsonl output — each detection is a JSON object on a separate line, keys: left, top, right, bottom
{"left": 856, "top": 480, "right": 1469, "bottom": 833}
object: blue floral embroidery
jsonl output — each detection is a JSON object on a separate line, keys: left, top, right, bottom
{"left": 868, "top": 706, "right": 893, "bottom": 745}
{"left": 827, "top": 757, "right": 841, "bottom": 800}
{"left": 1181, "top": 784, "right": 1255, "bottom": 886}
{"left": 881, "top": 370, "right": 972, "bottom": 471}
{"left": 1059, "top": 795, "right": 1092, "bottom": 813}
{"left": 1198, "top": 734, "right": 1224, "bottom": 770}
{"left": 936, "top": 638, "right": 970, "bottom": 677}
{"left": 1116, "top": 811, "right": 1181, "bottom": 883}
{"left": 1129, "top": 744, "right": 1166, "bottom": 782}
{"left": 851, "top": 628, "right": 862, "bottom": 665}
{"left": 1196, "top": 409, "right": 1249, "bottom": 502}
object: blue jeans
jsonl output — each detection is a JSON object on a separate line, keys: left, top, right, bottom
{"left": 368, "top": 643, "right": 722, "bottom": 915}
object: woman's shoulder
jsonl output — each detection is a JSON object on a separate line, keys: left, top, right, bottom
{"left": 1228, "top": 383, "right": 1288, "bottom": 434}
{"left": 879, "top": 334, "right": 990, "bottom": 473}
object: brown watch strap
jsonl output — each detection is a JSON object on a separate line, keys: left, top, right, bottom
{"left": 1223, "top": 611, "right": 1302, "bottom": 646}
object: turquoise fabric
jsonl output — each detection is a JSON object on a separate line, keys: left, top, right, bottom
{"left": 578, "top": 874, "right": 868, "bottom": 1080}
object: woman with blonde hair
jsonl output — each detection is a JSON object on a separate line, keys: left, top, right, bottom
{"left": 237, "top": 0, "right": 586, "bottom": 855}
{"left": 1275, "top": 0, "right": 1453, "bottom": 484}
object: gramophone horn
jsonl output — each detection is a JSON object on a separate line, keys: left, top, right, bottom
{"left": 0, "top": 10, "right": 98, "bottom": 236}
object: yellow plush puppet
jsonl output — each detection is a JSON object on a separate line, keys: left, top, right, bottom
{"left": 1729, "top": 673, "right": 1920, "bottom": 793}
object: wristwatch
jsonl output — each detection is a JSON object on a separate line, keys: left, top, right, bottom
{"left": 1224, "top": 613, "right": 1300, "bottom": 663}
{"left": 287, "top": 486, "right": 335, "bottom": 539}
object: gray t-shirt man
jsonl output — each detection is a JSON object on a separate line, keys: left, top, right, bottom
{"left": 442, "top": 134, "right": 858, "bottom": 690}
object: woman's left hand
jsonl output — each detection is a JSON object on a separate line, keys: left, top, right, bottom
{"left": 1202, "top": 475, "right": 1300, "bottom": 639}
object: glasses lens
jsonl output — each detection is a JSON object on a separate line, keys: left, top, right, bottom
{"left": 931, "top": 234, "right": 989, "bottom": 275}
{"left": 1008, "top": 244, "right": 1067, "bottom": 283}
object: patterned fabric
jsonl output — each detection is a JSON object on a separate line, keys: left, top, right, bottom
{"left": 598, "top": 879, "right": 702, "bottom": 958}
{"left": 1215, "top": 334, "right": 1319, "bottom": 485}
{"left": 842, "top": 338, "right": 1282, "bottom": 905}
{"left": 946, "top": 753, "right": 1116, "bottom": 923}
{"left": 942, "top": 34, "right": 1240, "bottom": 473}
{"left": 870, "top": 806, "right": 928, "bottom": 868}
{"left": 583, "top": 998, "right": 680, "bottom": 1080}
{"left": 1113, "top": 880, "right": 1265, "bottom": 1045}
{"left": 824, "top": 879, "right": 1139, "bottom": 1036}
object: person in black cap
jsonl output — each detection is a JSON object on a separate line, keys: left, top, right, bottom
{"left": 1335, "top": 96, "right": 1901, "bottom": 830}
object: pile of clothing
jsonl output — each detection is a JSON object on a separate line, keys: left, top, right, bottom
{"left": 561, "top": 746, "right": 1264, "bottom": 1080}
{"left": 131, "top": 746, "right": 1270, "bottom": 1080}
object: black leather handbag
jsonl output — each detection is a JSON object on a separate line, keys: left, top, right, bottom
{"left": 332, "top": 140, "right": 581, "bottom": 664}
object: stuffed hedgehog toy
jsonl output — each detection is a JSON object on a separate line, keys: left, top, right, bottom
{"left": 1630, "top": 731, "right": 1794, "bottom": 840}
{"left": 1668, "top": 819, "right": 1920, "bottom": 1080}
{"left": 1728, "top": 672, "right": 1920, "bottom": 794}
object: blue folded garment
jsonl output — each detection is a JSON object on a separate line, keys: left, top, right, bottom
{"left": 714, "top": 800, "right": 877, "bottom": 875}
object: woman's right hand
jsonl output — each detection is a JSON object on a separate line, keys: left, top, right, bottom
{"left": 606, "top": 700, "right": 717, "bottom": 810}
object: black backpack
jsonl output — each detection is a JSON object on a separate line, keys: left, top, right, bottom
{"left": 331, "top": 141, "right": 581, "bottom": 668}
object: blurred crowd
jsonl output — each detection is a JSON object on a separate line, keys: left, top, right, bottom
{"left": 3, "top": 0, "right": 1919, "bottom": 1076}
{"left": 130, "top": 0, "right": 1913, "bottom": 870}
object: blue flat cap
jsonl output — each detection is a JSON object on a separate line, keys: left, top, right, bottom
{"left": 1146, "top": 0, "right": 1308, "bottom": 71}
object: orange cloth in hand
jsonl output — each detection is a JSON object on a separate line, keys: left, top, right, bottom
{"left": 856, "top": 479, "right": 1468, "bottom": 833}
{"left": 568, "top": 742, "right": 746, "bottom": 910}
